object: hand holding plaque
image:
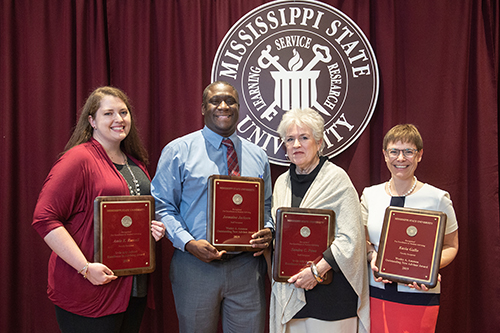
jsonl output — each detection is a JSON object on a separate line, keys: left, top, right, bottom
{"left": 207, "top": 175, "right": 264, "bottom": 252}
{"left": 94, "top": 195, "right": 156, "bottom": 276}
{"left": 374, "top": 206, "right": 447, "bottom": 288}
{"left": 273, "top": 207, "right": 335, "bottom": 284}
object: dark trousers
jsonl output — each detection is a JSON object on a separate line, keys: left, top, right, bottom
{"left": 54, "top": 296, "right": 147, "bottom": 333}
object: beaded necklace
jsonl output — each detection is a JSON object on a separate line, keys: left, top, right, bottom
{"left": 122, "top": 152, "right": 140, "bottom": 196}
{"left": 387, "top": 176, "right": 417, "bottom": 197}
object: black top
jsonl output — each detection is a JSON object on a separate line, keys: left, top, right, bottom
{"left": 114, "top": 157, "right": 150, "bottom": 298}
{"left": 114, "top": 158, "right": 151, "bottom": 196}
{"left": 290, "top": 156, "right": 358, "bottom": 321}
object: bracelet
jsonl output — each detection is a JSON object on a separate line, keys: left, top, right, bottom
{"left": 367, "top": 250, "right": 375, "bottom": 261}
{"left": 78, "top": 262, "right": 90, "bottom": 275}
{"left": 310, "top": 262, "right": 324, "bottom": 283}
{"left": 78, "top": 262, "right": 90, "bottom": 279}
{"left": 83, "top": 263, "right": 91, "bottom": 279}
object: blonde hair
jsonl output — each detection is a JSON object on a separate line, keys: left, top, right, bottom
{"left": 383, "top": 124, "right": 423, "bottom": 151}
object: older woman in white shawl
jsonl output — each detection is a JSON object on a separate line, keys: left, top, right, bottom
{"left": 270, "top": 108, "right": 369, "bottom": 333}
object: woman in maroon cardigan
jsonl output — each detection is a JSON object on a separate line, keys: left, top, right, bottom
{"left": 32, "top": 86, "right": 165, "bottom": 333}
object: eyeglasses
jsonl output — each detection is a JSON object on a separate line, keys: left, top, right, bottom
{"left": 385, "top": 148, "right": 419, "bottom": 158}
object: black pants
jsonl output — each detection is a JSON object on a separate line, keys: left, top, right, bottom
{"left": 54, "top": 296, "right": 147, "bottom": 333}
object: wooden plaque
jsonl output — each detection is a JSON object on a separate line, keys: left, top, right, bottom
{"left": 375, "top": 206, "right": 447, "bottom": 288}
{"left": 207, "top": 175, "right": 265, "bottom": 252}
{"left": 273, "top": 207, "right": 335, "bottom": 284}
{"left": 94, "top": 195, "right": 155, "bottom": 276}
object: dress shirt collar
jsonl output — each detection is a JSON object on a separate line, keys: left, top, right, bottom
{"left": 202, "top": 125, "right": 241, "bottom": 151}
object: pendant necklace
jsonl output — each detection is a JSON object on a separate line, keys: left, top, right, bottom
{"left": 122, "top": 152, "right": 140, "bottom": 196}
{"left": 387, "top": 176, "right": 417, "bottom": 197}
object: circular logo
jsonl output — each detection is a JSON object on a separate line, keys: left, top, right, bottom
{"left": 300, "top": 226, "right": 311, "bottom": 238}
{"left": 233, "top": 193, "right": 243, "bottom": 205}
{"left": 212, "top": 0, "right": 379, "bottom": 165}
{"left": 121, "top": 216, "right": 133, "bottom": 228}
{"left": 406, "top": 226, "right": 418, "bottom": 237}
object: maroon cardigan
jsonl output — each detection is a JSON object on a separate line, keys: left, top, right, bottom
{"left": 33, "top": 138, "right": 151, "bottom": 317}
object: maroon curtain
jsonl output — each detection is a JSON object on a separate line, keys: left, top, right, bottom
{"left": 1, "top": 1, "right": 498, "bottom": 332}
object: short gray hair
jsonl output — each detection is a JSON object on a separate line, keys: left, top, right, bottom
{"left": 277, "top": 108, "right": 325, "bottom": 154}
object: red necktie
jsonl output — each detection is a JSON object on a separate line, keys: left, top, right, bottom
{"left": 222, "top": 138, "right": 240, "bottom": 176}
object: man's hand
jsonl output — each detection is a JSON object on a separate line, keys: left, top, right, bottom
{"left": 185, "top": 239, "right": 226, "bottom": 263}
{"left": 250, "top": 228, "right": 273, "bottom": 256}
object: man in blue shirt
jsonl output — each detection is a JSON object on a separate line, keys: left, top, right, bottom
{"left": 151, "top": 81, "right": 274, "bottom": 332}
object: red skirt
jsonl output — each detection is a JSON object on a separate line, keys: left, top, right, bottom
{"left": 370, "top": 297, "right": 439, "bottom": 333}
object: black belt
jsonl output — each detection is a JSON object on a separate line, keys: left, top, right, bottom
{"left": 219, "top": 252, "right": 245, "bottom": 261}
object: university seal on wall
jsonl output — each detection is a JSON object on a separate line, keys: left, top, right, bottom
{"left": 212, "top": 0, "right": 379, "bottom": 165}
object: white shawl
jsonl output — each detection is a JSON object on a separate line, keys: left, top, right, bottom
{"left": 270, "top": 161, "right": 370, "bottom": 333}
